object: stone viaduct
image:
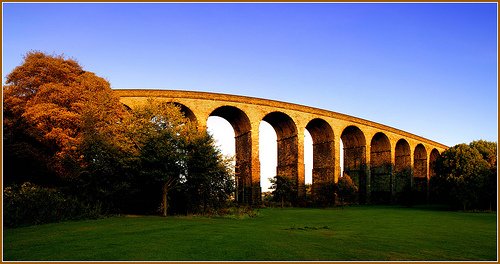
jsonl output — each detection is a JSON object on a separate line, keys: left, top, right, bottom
{"left": 115, "top": 89, "right": 448, "bottom": 205}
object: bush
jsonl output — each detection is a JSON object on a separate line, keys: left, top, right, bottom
{"left": 313, "top": 182, "right": 336, "bottom": 207}
{"left": 4, "top": 182, "right": 102, "bottom": 228}
{"left": 337, "top": 174, "right": 358, "bottom": 206}
{"left": 217, "top": 205, "right": 260, "bottom": 219}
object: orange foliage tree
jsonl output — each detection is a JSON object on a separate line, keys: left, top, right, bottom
{"left": 4, "top": 51, "right": 128, "bottom": 180}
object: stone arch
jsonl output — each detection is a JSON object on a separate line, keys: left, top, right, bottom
{"left": 209, "top": 106, "right": 253, "bottom": 204}
{"left": 429, "top": 148, "right": 440, "bottom": 178}
{"left": 341, "top": 125, "right": 367, "bottom": 203}
{"left": 394, "top": 139, "right": 412, "bottom": 198}
{"left": 305, "top": 118, "right": 335, "bottom": 203}
{"left": 263, "top": 112, "right": 299, "bottom": 200}
{"left": 370, "top": 132, "right": 392, "bottom": 203}
{"left": 172, "top": 102, "right": 197, "bottom": 125}
{"left": 414, "top": 144, "right": 428, "bottom": 202}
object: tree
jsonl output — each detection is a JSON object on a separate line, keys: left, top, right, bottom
{"left": 3, "top": 51, "right": 133, "bottom": 220}
{"left": 182, "top": 134, "right": 235, "bottom": 214}
{"left": 432, "top": 142, "right": 494, "bottom": 210}
{"left": 3, "top": 52, "right": 83, "bottom": 184}
{"left": 74, "top": 122, "right": 135, "bottom": 213}
{"left": 470, "top": 140, "right": 497, "bottom": 167}
{"left": 128, "top": 99, "right": 193, "bottom": 216}
{"left": 269, "top": 175, "right": 297, "bottom": 208}
{"left": 468, "top": 140, "right": 497, "bottom": 210}
{"left": 128, "top": 99, "right": 235, "bottom": 216}
{"left": 3, "top": 51, "right": 128, "bottom": 181}
{"left": 4, "top": 51, "right": 83, "bottom": 120}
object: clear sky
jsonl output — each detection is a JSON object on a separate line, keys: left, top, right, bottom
{"left": 3, "top": 3, "right": 498, "bottom": 190}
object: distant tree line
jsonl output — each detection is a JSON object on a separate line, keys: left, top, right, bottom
{"left": 4, "top": 52, "right": 235, "bottom": 227}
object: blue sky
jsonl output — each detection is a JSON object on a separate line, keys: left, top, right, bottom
{"left": 3, "top": 3, "right": 497, "bottom": 147}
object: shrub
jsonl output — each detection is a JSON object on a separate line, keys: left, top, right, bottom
{"left": 4, "top": 182, "right": 102, "bottom": 228}
{"left": 337, "top": 173, "right": 358, "bottom": 206}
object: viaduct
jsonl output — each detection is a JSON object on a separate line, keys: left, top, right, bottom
{"left": 115, "top": 89, "right": 448, "bottom": 205}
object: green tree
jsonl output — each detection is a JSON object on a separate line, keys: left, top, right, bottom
{"left": 129, "top": 99, "right": 193, "bottom": 216}
{"left": 128, "top": 100, "right": 235, "bottom": 216}
{"left": 182, "top": 134, "right": 235, "bottom": 214}
{"left": 74, "top": 122, "right": 135, "bottom": 213}
{"left": 432, "top": 142, "right": 493, "bottom": 210}
{"left": 469, "top": 140, "right": 497, "bottom": 210}
{"left": 269, "top": 175, "right": 297, "bottom": 208}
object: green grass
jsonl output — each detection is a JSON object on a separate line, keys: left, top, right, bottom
{"left": 4, "top": 206, "right": 497, "bottom": 261}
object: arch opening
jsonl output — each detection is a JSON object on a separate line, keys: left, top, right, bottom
{"left": 263, "top": 112, "right": 300, "bottom": 202}
{"left": 306, "top": 118, "right": 335, "bottom": 205}
{"left": 172, "top": 102, "right": 197, "bottom": 125}
{"left": 341, "top": 126, "right": 367, "bottom": 203}
{"left": 209, "top": 106, "right": 254, "bottom": 204}
{"left": 370, "top": 132, "right": 392, "bottom": 204}
{"left": 259, "top": 120, "right": 277, "bottom": 195}
{"left": 414, "top": 144, "right": 428, "bottom": 203}
{"left": 206, "top": 116, "right": 236, "bottom": 199}
{"left": 394, "top": 139, "right": 411, "bottom": 200}
{"left": 304, "top": 130, "right": 312, "bottom": 200}
{"left": 429, "top": 149, "right": 440, "bottom": 178}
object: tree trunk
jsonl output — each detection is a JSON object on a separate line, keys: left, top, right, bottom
{"left": 281, "top": 196, "right": 284, "bottom": 208}
{"left": 162, "top": 183, "right": 168, "bottom": 217}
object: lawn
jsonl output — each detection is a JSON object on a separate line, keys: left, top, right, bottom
{"left": 3, "top": 206, "right": 497, "bottom": 261}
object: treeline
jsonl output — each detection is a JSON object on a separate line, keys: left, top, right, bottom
{"left": 4, "top": 52, "right": 235, "bottom": 227}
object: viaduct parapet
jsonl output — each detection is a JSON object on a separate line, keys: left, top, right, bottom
{"left": 114, "top": 89, "right": 448, "bottom": 205}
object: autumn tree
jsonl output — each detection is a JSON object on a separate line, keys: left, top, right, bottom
{"left": 3, "top": 51, "right": 133, "bottom": 220}
{"left": 4, "top": 52, "right": 84, "bottom": 184}
{"left": 4, "top": 51, "right": 83, "bottom": 120}
{"left": 3, "top": 51, "right": 128, "bottom": 182}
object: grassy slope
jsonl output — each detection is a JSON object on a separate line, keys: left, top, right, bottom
{"left": 3, "top": 206, "right": 497, "bottom": 261}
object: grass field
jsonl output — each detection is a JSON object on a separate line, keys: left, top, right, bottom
{"left": 3, "top": 206, "right": 497, "bottom": 261}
